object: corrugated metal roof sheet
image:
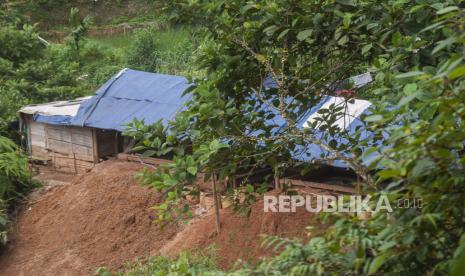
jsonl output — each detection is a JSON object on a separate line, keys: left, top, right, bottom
{"left": 291, "top": 95, "right": 375, "bottom": 168}
{"left": 19, "top": 96, "right": 92, "bottom": 125}
{"left": 19, "top": 96, "right": 92, "bottom": 116}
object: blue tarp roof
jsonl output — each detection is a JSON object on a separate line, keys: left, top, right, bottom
{"left": 36, "top": 68, "right": 192, "bottom": 131}
{"left": 32, "top": 69, "right": 379, "bottom": 169}
{"left": 258, "top": 73, "right": 377, "bottom": 168}
{"left": 253, "top": 95, "right": 376, "bottom": 168}
{"left": 71, "top": 68, "right": 192, "bottom": 131}
{"left": 34, "top": 114, "right": 74, "bottom": 125}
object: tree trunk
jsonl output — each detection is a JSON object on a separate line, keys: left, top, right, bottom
{"left": 212, "top": 173, "right": 221, "bottom": 234}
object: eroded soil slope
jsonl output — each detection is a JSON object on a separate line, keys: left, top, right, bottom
{"left": 0, "top": 160, "right": 181, "bottom": 276}
{"left": 160, "top": 194, "right": 317, "bottom": 269}
{"left": 0, "top": 160, "right": 315, "bottom": 275}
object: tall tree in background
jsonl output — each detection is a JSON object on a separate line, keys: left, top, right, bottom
{"left": 0, "top": 7, "right": 88, "bottom": 138}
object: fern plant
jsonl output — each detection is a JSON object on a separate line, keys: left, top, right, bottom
{"left": 0, "top": 199, "right": 8, "bottom": 245}
{"left": 0, "top": 135, "right": 37, "bottom": 246}
{"left": 0, "top": 135, "right": 34, "bottom": 200}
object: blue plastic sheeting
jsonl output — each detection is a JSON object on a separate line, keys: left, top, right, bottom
{"left": 252, "top": 74, "right": 377, "bottom": 168}
{"left": 70, "top": 69, "right": 192, "bottom": 131}
{"left": 290, "top": 96, "right": 376, "bottom": 168}
{"left": 33, "top": 68, "right": 378, "bottom": 169}
{"left": 253, "top": 90, "right": 376, "bottom": 168}
{"left": 34, "top": 114, "right": 74, "bottom": 125}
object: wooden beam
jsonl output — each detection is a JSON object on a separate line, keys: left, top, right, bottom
{"left": 92, "top": 128, "right": 99, "bottom": 164}
{"left": 280, "top": 178, "right": 356, "bottom": 194}
{"left": 234, "top": 168, "right": 270, "bottom": 178}
{"left": 232, "top": 177, "right": 237, "bottom": 189}
{"left": 24, "top": 115, "right": 33, "bottom": 156}
{"left": 117, "top": 153, "right": 173, "bottom": 166}
{"left": 114, "top": 132, "right": 119, "bottom": 156}
{"left": 70, "top": 126, "right": 77, "bottom": 174}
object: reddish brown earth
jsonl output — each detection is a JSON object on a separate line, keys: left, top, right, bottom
{"left": 0, "top": 161, "right": 181, "bottom": 276}
{"left": 0, "top": 160, "right": 315, "bottom": 275}
{"left": 160, "top": 194, "right": 318, "bottom": 269}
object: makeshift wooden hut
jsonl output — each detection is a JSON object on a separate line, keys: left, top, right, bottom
{"left": 19, "top": 68, "right": 191, "bottom": 173}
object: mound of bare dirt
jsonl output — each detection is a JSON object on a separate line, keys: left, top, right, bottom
{"left": 0, "top": 160, "right": 317, "bottom": 275}
{"left": 0, "top": 160, "right": 181, "bottom": 276}
{"left": 160, "top": 191, "right": 319, "bottom": 269}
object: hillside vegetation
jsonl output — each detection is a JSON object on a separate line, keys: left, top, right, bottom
{"left": 0, "top": 0, "right": 199, "bottom": 251}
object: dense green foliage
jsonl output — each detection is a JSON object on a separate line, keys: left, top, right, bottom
{"left": 0, "top": 8, "right": 89, "bottom": 137}
{"left": 125, "top": 0, "right": 465, "bottom": 275}
{"left": 68, "top": 7, "right": 93, "bottom": 66}
{"left": 0, "top": 199, "right": 8, "bottom": 245}
{"left": 13, "top": 0, "right": 159, "bottom": 30}
{"left": 0, "top": 136, "right": 37, "bottom": 245}
{"left": 0, "top": 136, "right": 33, "bottom": 201}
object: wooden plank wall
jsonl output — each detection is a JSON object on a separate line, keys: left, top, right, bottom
{"left": 28, "top": 120, "right": 96, "bottom": 174}
{"left": 29, "top": 121, "right": 50, "bottom": 160}
{"left": 46, "top": 125, "right": 95, "bottom": 173}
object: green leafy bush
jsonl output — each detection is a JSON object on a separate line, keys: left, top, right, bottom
{"left": 95, "top": 249, "right": 219, "bottom": 276}
{"left": 125, "top": 27, "right": 197, "bottom": 75}
{"left": 0, "top": 136, "right": 33, "bottom": 199}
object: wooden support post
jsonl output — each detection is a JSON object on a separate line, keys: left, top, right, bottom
{"left": 92, "top": 128, "right": 99, "bottom": 164}
{"left": 26, "top": 116, "right": 32, "bottom": 156}
{"left": 114, "top": 131, "right": 119, "bottom": 156}
{"left": 274, "top": 176, "right": 281, "bottom": 190}
{"left": 218, "top": 193, "right": 223, "bottom": 209}
{"left": 53, "top": 155, "right": 57, "bottom": 172}
{"left": 224, "top": 177, "right": 228, "bottom": 190}
{"left": 70, "top": 126, "right": 77, "bottom": 174}
{"left": 212, "top": 173, "right": 221, "bottom": 234}
{"left": 232, "top": 176, "right": 237, "bottom": 189}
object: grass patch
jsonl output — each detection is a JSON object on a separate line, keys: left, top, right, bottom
{"left": 88, "top": 33, "right": 138, "bottom": 50}
{"left": 151, "top": 27, "right": 193, "bottom": 52}
{"left": 89, "top": 27, "right": 193, "bottom": 51}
